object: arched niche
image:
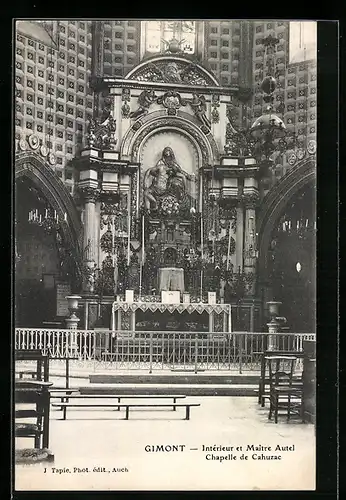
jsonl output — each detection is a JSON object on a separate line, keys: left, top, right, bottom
{"left": 257, "top": 158, "right": 316, "bottom": 287}
{"left": 121, "top": 113, "right": 219, "bottom": 167}
{"left": 15, "top": 151, "right": 82, "bottom": 255}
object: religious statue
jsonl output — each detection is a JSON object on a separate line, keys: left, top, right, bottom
{"left": 189, "top": 94, "right": 211, "bottom": 130}
{"left": 143, "top": 147, "right": 194, "bottom": 213}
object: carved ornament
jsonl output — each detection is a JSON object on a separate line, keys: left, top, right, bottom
{"left": 188, "top": 94, "right": 211, "bottom": 131}
{"left": 129, "top": 90, "right": 156, "bottom": 120}
{"left": 79, "top": 186, "right": 101, "bottom": 203}
{"left": 126, "top": 58, "right": 218, "bottom": 87}
{"left": 86, "top": 96, "right": 117, "bottom": 150}
{"left": 157, "top": 91, "right": 187, "bottom": 115}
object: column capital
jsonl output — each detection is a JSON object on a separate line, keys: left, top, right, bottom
{"left": 79, "top": 186, "right": 101, "bottom": 203}
{"left": 242, "top": 193, "right": 260, "bottom": 210}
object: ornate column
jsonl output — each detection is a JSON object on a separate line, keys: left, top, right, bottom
{"left": 80, "top": 186, "right": 100, "bottom": 292}
{"left": 235, "top": 202, "right": 244, "bottom": 272}
{"left": 244, "top": 199, "right": 257, "bottom": 274}
{"left": 243, "top": 173, "right": 260, "bottom": 296}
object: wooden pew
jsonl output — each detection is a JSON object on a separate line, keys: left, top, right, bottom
{"left": 51, "top": 401, "right": 200, "bottom": 421}
{"left": 50, "top": 394, "right": 187, "bottom": 419}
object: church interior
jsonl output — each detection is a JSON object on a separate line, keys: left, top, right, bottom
{"left": 14, "top": 20, "right": 317, "bottom": 334}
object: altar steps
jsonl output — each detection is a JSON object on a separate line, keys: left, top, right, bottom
{"left": 81, "top": 373, "right": 260, "bottom": 396}
{"left": 88, "top": 373, "right": 259, "bottom": 385}
{"left": 79, "top": 383, "right": 257, "bottom": 397}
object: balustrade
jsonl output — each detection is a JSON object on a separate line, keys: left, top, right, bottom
{"left": 15, "top": 328, "right": 315, "bottom": 373}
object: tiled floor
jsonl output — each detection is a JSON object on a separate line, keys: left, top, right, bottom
{"left": 15, "top": 396, "right": 315, "bottom": 491}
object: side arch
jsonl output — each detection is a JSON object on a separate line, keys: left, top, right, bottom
{"left": 15, "top": 151, "right": 82, "bottom": 255}
{"left": 257, "top": 158, "right": 316, "bottom": 284}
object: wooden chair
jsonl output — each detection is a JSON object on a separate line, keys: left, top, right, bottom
{"left": 15, "top": 350, "right": 49, "bottom": 382}
{"left": 15, "top": 381, "right": 51, "bottom": 448}
{"left": 266, "top": 356, "right": 303, "bottom": 424}
{"left": 258, "top": 350, "right": 304, "bottom": 407}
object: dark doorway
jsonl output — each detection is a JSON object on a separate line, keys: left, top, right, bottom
{"left": 268, "top": 183, "right": 316, "bottom": 333}
{"left": 15, "top": 177, "right": 69, "bottom": 327}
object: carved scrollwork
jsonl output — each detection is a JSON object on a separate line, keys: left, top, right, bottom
{"left": 211, "top": 94, "right": 220, "bottom": 124}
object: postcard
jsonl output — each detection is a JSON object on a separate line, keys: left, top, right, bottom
{"left": 14, "top": 18, "right": 319, "bottom": 491}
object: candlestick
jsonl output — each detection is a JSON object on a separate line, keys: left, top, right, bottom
{"left": 141, "top": 214, "right": 145, "bottom": 262}
{"left": 200, "top": 216, "right": 204, "bottom": 260}
{"left": 226, "top": 220, "right": 232, "bottom": 271}
{"left": 127, "top": 211, "right": 131, "bottom": 266}
{"left": 306, "top": 219, "right": 309, "bottom": 227}
{"left": 64, "top": 213, "right": 67, "bottom": 222}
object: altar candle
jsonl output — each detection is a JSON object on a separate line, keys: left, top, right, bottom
{"left": 45, "top": 209, "right": 48, "bottom": 218}
{"left": 282, "top": 222, "right": 286, "bottom": 231}
{"left": 39, "top": 214, "right": 42, "bottom": 223}
{"left": 64, "top": 213, "right": 67, "bottom": 222}
{"left": 297, "top": 220, "right": 299, "bottom": 229}
{"left": 306, "top": 219, "right": 309, "bottom": 227}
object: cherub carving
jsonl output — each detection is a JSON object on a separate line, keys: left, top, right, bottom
{"left": 129, "top": 89, "right": 157, "bottom": 120}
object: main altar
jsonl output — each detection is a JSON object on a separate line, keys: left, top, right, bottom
{"left": 74, "top": 51, "right": 265, "bottom": 333}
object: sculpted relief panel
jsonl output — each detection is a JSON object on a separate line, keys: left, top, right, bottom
{"left": 140, "top": 131, "right": 199, "bottom": 214}
{"left": 125, "top": 57, "right": 219, "bottom": 87}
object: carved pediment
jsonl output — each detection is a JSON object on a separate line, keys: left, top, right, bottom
{"left": 125, "top": 56, "right": 219, "bottom": 87}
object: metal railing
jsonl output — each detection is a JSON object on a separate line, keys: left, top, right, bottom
{"left": 15, "top": 328, "right": 316, "bottom": 373}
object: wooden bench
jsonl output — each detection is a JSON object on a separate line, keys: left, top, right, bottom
{"left": 51, "top": 402, "right": 200, "bottom": 420}
{"left": 50, "top": 394, "right": 187, "bottom": 419}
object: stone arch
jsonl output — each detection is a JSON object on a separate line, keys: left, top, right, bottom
{"left": 121, "top": 113, "right": 219, "bottom": 166}
{"left": 15, "top": 151, "right": 82, "bottom": 254}
{"left": 257, "top": 158, "right": 316, "bottom": 285}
